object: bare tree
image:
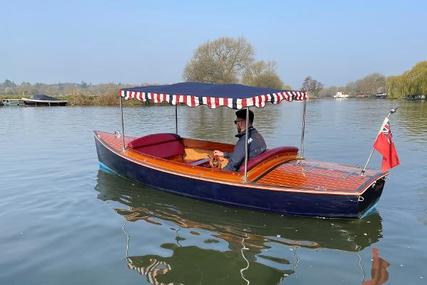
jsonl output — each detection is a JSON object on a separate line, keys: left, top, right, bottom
{"left": 183, "top": 37, "right": 254, "bottom": 83}
{"left": 302, "top": 76, "right": 323, "bottom": 97}
{"left": 242, "top": 61, "right": 284, "bottom": 89}
{"left": 319, "top": 86, "right": 339, "bottom": 97}
{"left": 354, "top": 73, "right": 386, "bottom": 95}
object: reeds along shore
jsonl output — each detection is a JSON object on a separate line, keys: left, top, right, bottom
{"left": 0, "top": 92, "right": 143, "bottom": 106}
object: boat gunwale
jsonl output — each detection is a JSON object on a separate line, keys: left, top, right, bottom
{"left": 94, "top": 130, "right": 387, "bottom": 196}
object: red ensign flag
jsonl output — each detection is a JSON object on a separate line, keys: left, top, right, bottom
{"left": 373, "top": 118, "right": 400, "bottom": 171}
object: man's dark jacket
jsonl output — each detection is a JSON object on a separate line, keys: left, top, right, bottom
{"left": 223, "top": 127, "right": 266, "bottom": 171}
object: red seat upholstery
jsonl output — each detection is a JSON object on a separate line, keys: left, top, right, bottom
{"left": 239, "top": 146, "right": 298, "bottom": 172}
{"left": 127, "top": 133, "right": 184, "bottom": 159}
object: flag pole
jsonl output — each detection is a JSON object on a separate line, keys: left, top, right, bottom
{"left": 360, "top": 107, "right": 398, "bottom": 175}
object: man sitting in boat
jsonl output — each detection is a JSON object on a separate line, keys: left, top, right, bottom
{"left": 214, "top": 109, "right": 267, "bottom": 171}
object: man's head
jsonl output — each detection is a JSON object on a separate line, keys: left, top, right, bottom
{"left": 234, "top": 109, "right": 254, "bottom": 134}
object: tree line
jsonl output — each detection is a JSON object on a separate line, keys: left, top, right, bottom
{"left": 318, "top": 62, "right": 427, "bottom": 99}
{"left": 0, "top": 81, "right": 135, "bottom": 105}
{"left": 1, "top": 37, "right": 425, "bottom": 103}
{"left": 183, "top": 37, "right": 425, "bottom": 99}
{"left": 318, "top": 73, "right": 387, "bottom": 98}
{"left": 386, "top": 61, "right": 427, "bottom": 99}
{"left": 0, "top": 80, "right": 129, "bottom": 97}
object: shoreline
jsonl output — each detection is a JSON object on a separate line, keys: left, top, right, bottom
{"left": 0, "top": 94, "right": 408, "bottom": 106}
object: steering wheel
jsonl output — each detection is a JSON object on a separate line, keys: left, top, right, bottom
{"left": 208, "top": 154, "right": 222, "bottom": 169}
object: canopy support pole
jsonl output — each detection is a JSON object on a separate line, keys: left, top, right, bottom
{"left": 120, "top": 96, "right": 126, "bottom": 151}
{"left": 175, "top": 104, "right": 178, "bottom": 135}
{"left": 243, "top": 107, "right": 249, "bottom": 183}
{"left": 299, "top": 98, "right": 307, "bottom": 159}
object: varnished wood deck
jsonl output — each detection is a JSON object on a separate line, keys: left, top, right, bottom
{"left": 95, "top": 131, "right": 385, "bottom": 195}
{"left": 256, "top": 160, "right": 379, "bottom": 193}
{"left": 97, "top": 131, "right": 135, "bottom": 151}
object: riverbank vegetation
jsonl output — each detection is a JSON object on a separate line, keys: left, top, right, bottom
{"left": 318, "top": 73, "right": 387, "bottom": 98}
{"left": 386, "top": 61, "right": 427, "bottom": 99}
{"left": 1, "top": 36, "right": 425, "bottom": 103}
{"left": 0, "top": 82, "right": 139, "bottom": 106}
{"left": 318, "top": 61, "right": 426, "bottom": 99}
{"left": 300, "top": 62, "right": 426, "bottom": 99}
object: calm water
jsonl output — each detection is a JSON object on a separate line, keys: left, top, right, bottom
{"left": 1, "top": 99, "right": 426, "bottom": 285}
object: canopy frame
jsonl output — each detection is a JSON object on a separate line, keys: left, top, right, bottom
{"left": 120, "top": 97, "right": 126, "bottom": 151}
{"left": 175, "top": 105, "right": 178, "bottom": 135}
{"left": 243, "top": 107, "right": 250, "bottom": 182}
{"left": 299, "top": 99, "right": 307, "bottom": 159}
{"left": 120, "top": 82, "right": 307, "bottom": 110}
{"left": 118, "top": 82, "right": 308, "bottom": 183}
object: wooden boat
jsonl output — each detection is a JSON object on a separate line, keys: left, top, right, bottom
{"left": 21, "top": 94, "right": 67, "bottom": 106}
{"left": 94, "top": 82, "right": 388, "bottom": 218}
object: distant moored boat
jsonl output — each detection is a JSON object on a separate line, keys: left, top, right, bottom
{"left": 333, "top": 91, "right": 350, "bottom": 99}
{"left": 1, "top": 98, "right": 24, "bottom": 106}
{"left": 406, "top": 94, "right": 426, "bottom": 100}
{"left": 21, "top": 94, "right": 67, "bottom": 106}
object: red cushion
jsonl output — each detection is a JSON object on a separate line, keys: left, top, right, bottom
{"left": 127, "top": 133, "right": 180, "bottom": 148}
{"left": 127, "top": 133, "right": 184, "bottom": 158}
{"left": 239, "top": 146, "right": 298, "bottom": 172}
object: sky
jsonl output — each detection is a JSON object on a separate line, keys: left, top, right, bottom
{"left": 1, "top": 0, "right": 426, "bottom": 88}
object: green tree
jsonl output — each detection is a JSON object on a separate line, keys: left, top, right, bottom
{"left": 387, "top": 61, "right": 427, "bottom": 98}
{"left": 241, "top": 61, "right": 284, "bottom": 89}
{"left": 183, "top": 37, "right": 254, "bottom": 83}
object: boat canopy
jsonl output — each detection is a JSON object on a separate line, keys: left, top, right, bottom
{"left": 32, "top": 94, "right": 60, "bottom": 101}
{"left": 120, "top": 82, "right": 307, "bottom": 109}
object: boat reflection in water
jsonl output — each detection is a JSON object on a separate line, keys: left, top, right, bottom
{"left": 363, "top": 248, "right": 390, "bottom": 285}
{"left": 95, "top": 170, "right": 385, "bottom": 284}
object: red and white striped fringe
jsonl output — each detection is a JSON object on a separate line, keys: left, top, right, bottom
{"left": 120, "top": 90, "right": 307, "bottom": 109}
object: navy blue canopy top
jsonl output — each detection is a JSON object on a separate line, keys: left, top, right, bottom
{"left": 120, "top": 82, "right": 307, "bottom": 109}
{"left": 32, "top": 94, "right": 60, "bottom": 101}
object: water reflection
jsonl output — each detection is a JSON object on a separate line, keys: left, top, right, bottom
{"left": 362, "top": 248, "right": 390, "bottom": 285}
{"left": 398, "top": 101, "right": 427, "bottom": 141}
{"left": 124, "top": 242, "right": 289, "bottom": 285}
{"left": 95, "top": 170, "right": 384, "bottom": 284}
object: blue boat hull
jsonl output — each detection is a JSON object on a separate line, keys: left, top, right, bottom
{"left": 95, "top": 135, "right": 384, "bottom": 218}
